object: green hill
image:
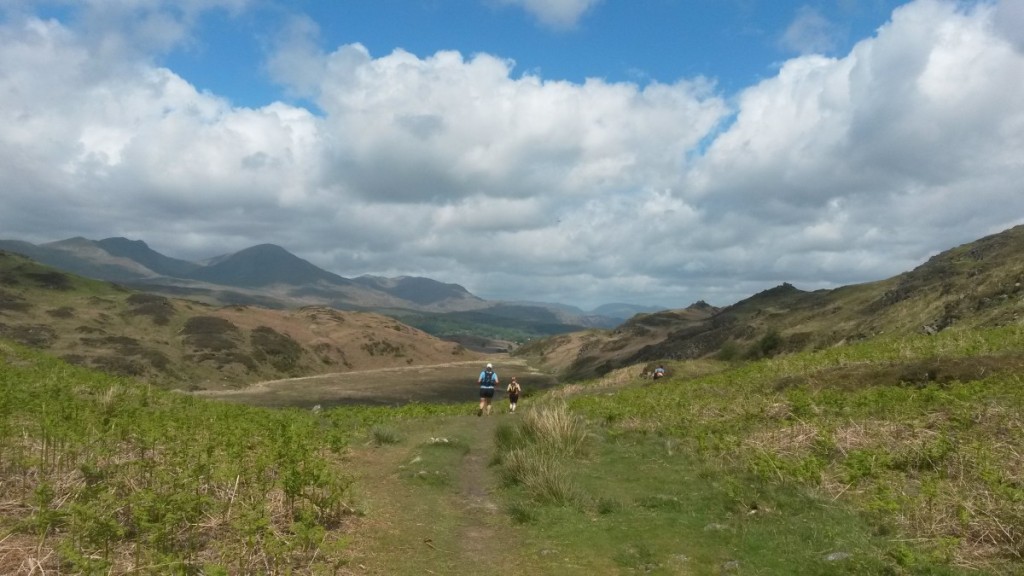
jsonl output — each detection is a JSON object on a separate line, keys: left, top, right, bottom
{"left": 518, "top": 225, "right": 1024, "bottom": 380}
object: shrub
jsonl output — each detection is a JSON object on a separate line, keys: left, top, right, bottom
{"left": 181, "top": 316, "right": 239, "bottom": 336}
{"left": 46, "top": 306, "right": 75, "bottom": 318}
{"left": 251, "top": 326, "right": 303, "bottom": 372}
{"left": 747, "top": 329, "right": 783, "bottom": 359}
{"left": 361, "top": 338, "right": 404, "bottom": 357}
{"left": 125, "top": 294, "right": 175, "bottom": 325}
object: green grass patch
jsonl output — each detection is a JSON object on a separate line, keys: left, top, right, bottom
{"left": 502, "top": 431, "right": 909, "bottom": 574}
{"left": 0, "top": 341, "right": 451, "bottom": 574}
{"left": 564, "top": 326, "right": 1024, "bottom": 573}
{"left": 396, "top": 431, "right": 471, "bottom": 488}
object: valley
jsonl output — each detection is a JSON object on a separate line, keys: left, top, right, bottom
{"left": 3, "top": 227, "right": 1024, "bottom": 574}
{"left": 195, "top": 356, "right": 558, "bottom": 409}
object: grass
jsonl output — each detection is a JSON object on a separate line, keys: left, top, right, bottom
{"left": 562, "top": 325, "right": 1024, "bottom": 573}
{"left": 370, "top": 425, "right": 402, "bottom": 445}
{"left": 3, "top": 322, "right": 1024, "bottom": 574}
{"left": 490, "top": 405, "right": 899, "bottom": 574}
{"left": 0, "top": 341, "right": 464, "bottom": 574}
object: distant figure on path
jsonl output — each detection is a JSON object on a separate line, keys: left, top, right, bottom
{"left": 653, "top": 365, "right": 666, "bottom": 380}
{"left": 506, "top": 377, "right": 522, "bottom": 413}
{"left": 477, "top": 363, "right": 499, "bottom": 416}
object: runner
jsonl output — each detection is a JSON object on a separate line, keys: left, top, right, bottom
{"left": 506, "top": 376, "right": 521, "bottom": 413}
{"left": 477, "top": 363, "right": 499, "bottom": 416}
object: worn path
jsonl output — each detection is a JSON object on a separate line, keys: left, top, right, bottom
{"left": 339, "top": 410, "right": 534, "bottom": 575}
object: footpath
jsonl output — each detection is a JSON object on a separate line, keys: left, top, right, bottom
{"left": 340, "top": 411, "right": 535, "bottom": 575}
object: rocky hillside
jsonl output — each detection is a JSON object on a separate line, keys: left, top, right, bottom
{"left": 0, "top": 251, "right": 480, "bottom": 390}
{"left": 0, "top": 237, "right": 621, "bottom": 337}
{"left": 520, "top": 225, "right": 1024, "bottom": 380}
{"left": 516, "top": 301, "right": 720, "bottom": 380}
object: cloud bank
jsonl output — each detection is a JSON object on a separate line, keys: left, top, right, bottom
{"left": 1, "top": 0, "right": 1022, "bottom": 309}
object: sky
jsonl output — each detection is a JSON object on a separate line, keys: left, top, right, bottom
{"left": 1, "top": 1, "right": 1023, "bottom": 311}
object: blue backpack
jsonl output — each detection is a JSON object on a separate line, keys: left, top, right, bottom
{"left": 481, "top": 370, "right": 495, "bottom": 386}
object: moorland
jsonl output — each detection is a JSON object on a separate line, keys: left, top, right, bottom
{"left": 2, "top": 226, "right": 1024, "bottom": 574}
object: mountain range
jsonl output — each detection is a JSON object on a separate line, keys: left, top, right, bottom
{"left": 4, "top": 225, "right": 1024, "bottom": 387}
{"left": 0, "top": 236, "right": 664, "bottom": 337}
{"left": 520, "top": 224, "right": 1024, "bottom": 380}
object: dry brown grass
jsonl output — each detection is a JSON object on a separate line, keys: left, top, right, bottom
{"left": 0, "top": 267, "right": 489, "bottom": 391}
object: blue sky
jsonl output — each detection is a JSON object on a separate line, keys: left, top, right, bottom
{"left": 1, "top": 0, "right": 1023, "bottom": 310}
{"left": 166, "top": 1, "right": 903, "bottom": 108}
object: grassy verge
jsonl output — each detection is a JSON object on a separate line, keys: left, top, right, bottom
{"left": 0, "top": 341, "right": 459, "bottom": 574}
{"left": 496, "top": 326, "right": 1024, "bottom": 574}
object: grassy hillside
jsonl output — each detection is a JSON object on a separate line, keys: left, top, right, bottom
{"left": 3, "top": 321, "right": 1023, "bottom": 573}
{"left": 518, "top": 225, "right": 1024, "bottom": 381}
{"left": 0, "top": 251, "right": 480, "bottom": 391}
{"left": 515, "top": 303, "right": 719, "bottom": 380}
{"left": 554, "top": 327, "right": 1024, "bottom": 573}
{"left": 0, "top": 341, "right": 465, "bottom": 574}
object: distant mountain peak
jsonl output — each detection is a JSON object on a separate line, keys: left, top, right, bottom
{"left": 101, "top": 236, "right": 148, "bottom": 247}
{"left": 193, "top": 244, "right": 350, "bottom": 288}
{"left": 242, "top": 243, "right": 288, "bottom": 253}
{"left": 352, "top": 275, "right": 479, "bottom": 306}
{"left": 97, "top": 237, "right": 200, "bottom": 278}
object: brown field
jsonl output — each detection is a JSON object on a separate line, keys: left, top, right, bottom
{"left": 192, "top": 356, "right": 557, "bottom": 408}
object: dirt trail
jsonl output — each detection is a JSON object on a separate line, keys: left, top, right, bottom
{"left": 341, "top": 412, "right": 530, "bottom": 575}
{"left": 452, "top": 414, "right": 503, "bottom": 567}
{"left": 195, "top": 360, "right": 495, "bottom": 396}
{"left": 190, "top": 357, "right": 557, "bottom": 408}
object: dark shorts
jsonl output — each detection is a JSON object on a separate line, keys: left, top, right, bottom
{"left": 508, "top": 393, "right": 519, "bottom": 402}
{"left": 480, "top": 387, "right": 495, "bottom": 399}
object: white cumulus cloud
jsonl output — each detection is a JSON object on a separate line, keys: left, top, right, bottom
{"left": 0, "top": 0, "right": 1022, "bottom": 309}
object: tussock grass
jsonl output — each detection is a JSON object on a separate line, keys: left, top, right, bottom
{"left": 493, "top": 404, "right": 588, "bottom": 508}
{"left": 498, "top": 448, "right": 582, "bottom": 506}
{"left": 518, "top": 403, "right": 589, "bottom": 457}
{"left": 369, "top": 425, "right": 401, "bottom": 445}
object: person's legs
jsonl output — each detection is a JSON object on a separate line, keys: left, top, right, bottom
{"left": 480, "top": 388, "right": 494, "bottom": 416}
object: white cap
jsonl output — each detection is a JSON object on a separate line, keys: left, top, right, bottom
{"left": 486, "top": 363, "right": 493, "bottom": 369}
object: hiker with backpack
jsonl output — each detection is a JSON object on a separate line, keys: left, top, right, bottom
{"left": 506, "top": 376, "right": 522, "bottom": 413}
{"left": 477, "top": 362, "right": 499, "bottom": 416}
